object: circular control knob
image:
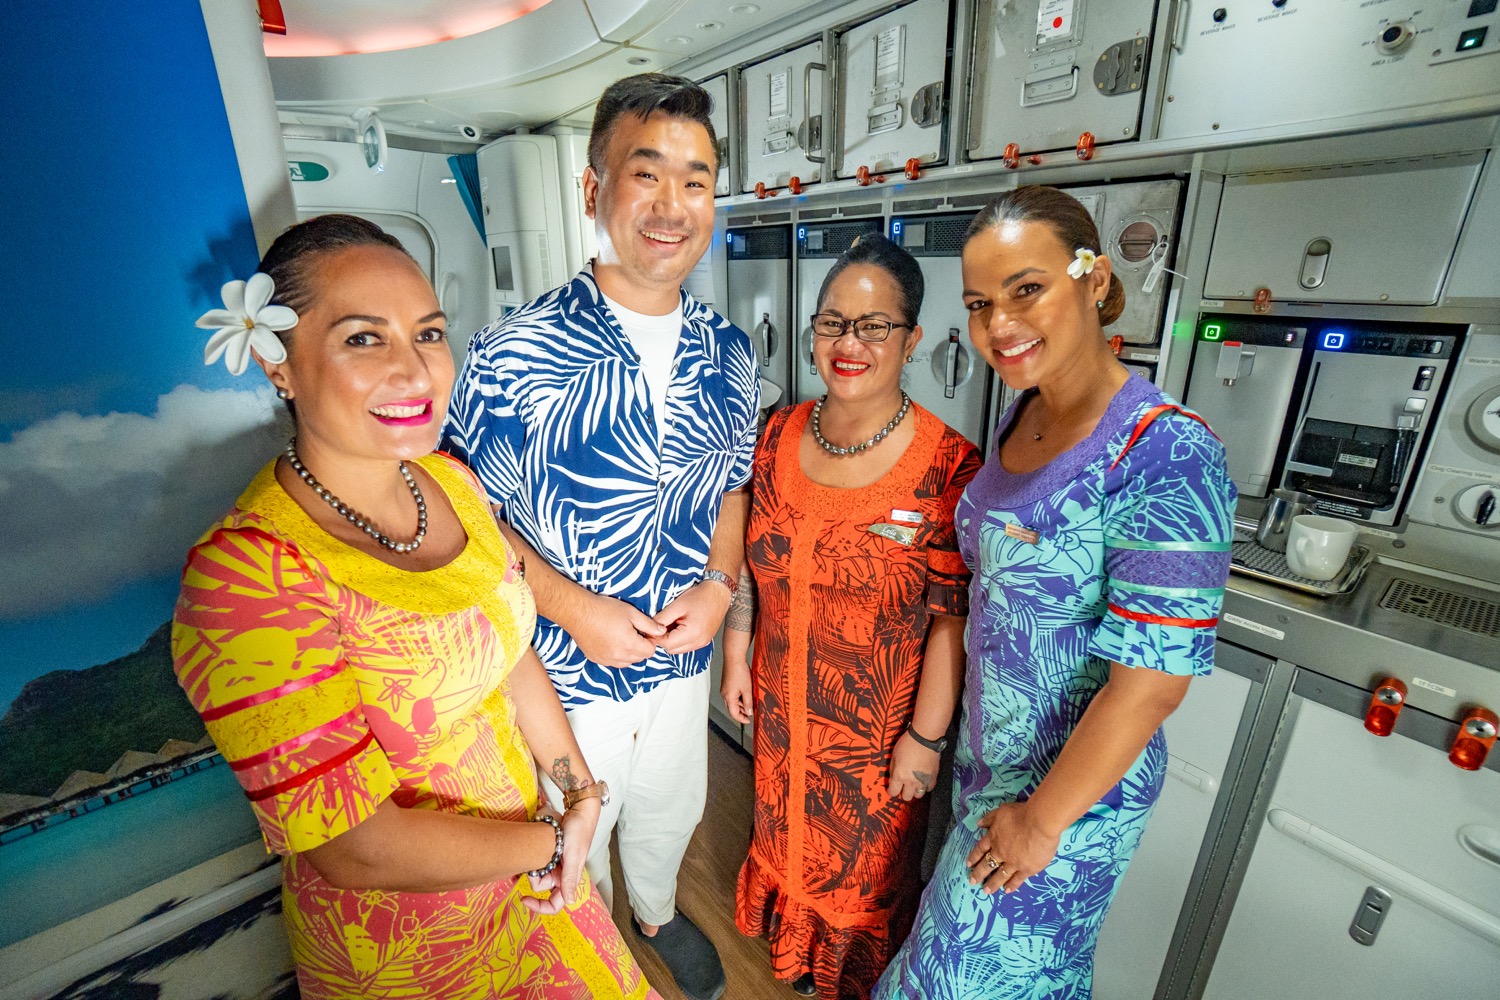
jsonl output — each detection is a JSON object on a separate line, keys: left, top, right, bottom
{"left": 1378, "top": 21, "right": 1414, "bottom": 53}
{"left": 1213, "top": 8, "right": 1228, "bottom": 22}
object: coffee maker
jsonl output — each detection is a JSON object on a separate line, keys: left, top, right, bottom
{"left": 1185, "top": 315, "right": 1460, "bottom": 526}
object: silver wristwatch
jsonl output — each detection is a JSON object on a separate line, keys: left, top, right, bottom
{"left": 702, "top": 568, "right": 738, "bottom": 595}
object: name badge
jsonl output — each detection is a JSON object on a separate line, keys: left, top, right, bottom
{"left": 869, "top": 522, "right": 918, "bottom": 546}
{"left": 890, "top": 508, "right": 923, "bottom": 525}
{"left": 1005, "top": 522, "right": 1041, "bottom": 546}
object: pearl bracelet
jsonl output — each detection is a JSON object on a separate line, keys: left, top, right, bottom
{"left": 528, "top": 814, "right": 564, "bottom": 880}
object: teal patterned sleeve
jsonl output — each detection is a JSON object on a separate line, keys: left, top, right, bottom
{"left": 1087, "top": 408, "right": 1237, "bottom": 676}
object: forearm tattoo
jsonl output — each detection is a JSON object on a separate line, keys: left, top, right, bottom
{"left": 725, "top": 568, "right": 756, "bottom": 632}
{"left": 551, "top": 754, "right": 582, "bottom": 792}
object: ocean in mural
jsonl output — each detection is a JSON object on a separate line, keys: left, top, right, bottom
{"left": 0, "top": 1, "right": 295, "bottom": 981}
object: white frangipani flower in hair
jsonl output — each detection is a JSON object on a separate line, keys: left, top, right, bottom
{"left": 196, "top": 273, "right": 297, "bottom": 376}
{"left": 1067, "top": 248, "right": 1097, "bottom": 279}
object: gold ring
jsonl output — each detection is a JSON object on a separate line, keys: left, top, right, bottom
{"left": 985, "top": 852, "right": 1001, "bottom": 870}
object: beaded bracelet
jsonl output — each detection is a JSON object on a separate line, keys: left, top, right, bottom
{"left": 528, "top": 814, "right": 564, "bottom": 880}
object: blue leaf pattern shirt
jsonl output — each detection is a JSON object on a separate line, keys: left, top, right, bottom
{"left": 443, "top": 268, "right": 760, "bottom": 709}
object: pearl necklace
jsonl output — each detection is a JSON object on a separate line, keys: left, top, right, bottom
{"left": 284, "top": 440, "right": 427, "bottom": 554}
{"left": 811, "top": 392, "right": 911, "bottom": 456}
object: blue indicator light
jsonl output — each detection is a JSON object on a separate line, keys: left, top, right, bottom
{"left": 797, "top": 226, "right": 807, "bottom": 240}
{"left": 1322, "top": 332, "right": 1346, "bottom": 350}
{"left": 892, "top": 220, "right": 903, "bottom": 235}
{"left": 726, "top": 231, "right": 733, "bottom": 244}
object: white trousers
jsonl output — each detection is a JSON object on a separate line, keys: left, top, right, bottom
{"left": 541, "top": 669, "right": 710, "bottom": 925}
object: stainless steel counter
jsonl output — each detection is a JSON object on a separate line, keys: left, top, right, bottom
{"left": 1218, "top": 528, "right": 1500, "bottom": 724}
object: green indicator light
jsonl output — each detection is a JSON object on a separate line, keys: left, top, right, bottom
{"left": 1202, "top": 322, "right": 1223, "bottom": 341}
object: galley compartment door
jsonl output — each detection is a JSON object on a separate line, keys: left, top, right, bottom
{"left": 1095, "top": 638, "right": 1265, "bottom": 998}
{"left": 889, "top": 212, "right": 992, "bottom": 447}
{"left": 726, "top": 225, "right": 794, "bottom": 411}
{"left": 967, "top": 0, "right": 1158, "bottom": 161}
{"left": 1204, "top": 155, "right": 1483, "bottom": 307}
{"left": 1202, "top": 677, "right": 1500, "bottom": 999}
{"left": 700, "top": 73, "right": 733, "bottom": 198}
{"left": 793, "top": 217, "right": 886, "bottom": 404}
{"left": 835, "top": 0, "right": 953, "bottom": 180}
{"left": 1061, "top": 177, "right": 1184, "bottom": 346}
{"left": 1159, "top": 2, "right": 1500, "bottom": 142}
{"left": 740, "top": 40, "right": 827, "bottom": 194}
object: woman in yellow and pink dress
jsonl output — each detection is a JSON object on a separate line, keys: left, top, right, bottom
{"left": 174, "top": 214, "right": 658, "bottom": 999}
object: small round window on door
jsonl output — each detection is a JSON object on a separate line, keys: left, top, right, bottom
{"left": 1111, "top": 216, "right": 1163, "bottom": 268}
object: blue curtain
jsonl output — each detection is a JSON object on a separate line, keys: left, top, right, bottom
{"left": 447, "top": 154, "right": 485, "bottom": 240}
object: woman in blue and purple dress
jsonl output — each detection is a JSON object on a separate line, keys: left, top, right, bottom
{"left": 875, "top": 187, "right": 1236, "bottom": 999}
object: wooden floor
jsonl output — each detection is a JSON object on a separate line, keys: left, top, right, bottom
{"left": 607, "top": 726, "right": 790, "bottom": 1000}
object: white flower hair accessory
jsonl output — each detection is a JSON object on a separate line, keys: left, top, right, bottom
{"left": 1067, "top": 248, "right": 1098, "bottom": 279}
{"left": 196, "top": 273, "right": 297, "bottom": 376}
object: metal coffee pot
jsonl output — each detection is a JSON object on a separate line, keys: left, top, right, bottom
{"left": 1255, "top": 489, "right": 1315, "bottom": 553}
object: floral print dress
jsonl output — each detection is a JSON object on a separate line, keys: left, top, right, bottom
{"left": 172, "top": 453, "right": 657, "bottom": 1000}
{"left": 736, "top": 402, "right": 980, "bottom": 1000}
{"left": 876, "top": 376, "right": 1235, "bottom": 999}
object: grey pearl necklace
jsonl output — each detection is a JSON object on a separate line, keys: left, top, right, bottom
{"left": 812, "top": 392, "right": 911, "bottom": 456}
{"left": 284, "top": 440, "right": 427, "bottom": 554}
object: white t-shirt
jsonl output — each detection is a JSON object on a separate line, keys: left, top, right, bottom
{"left": 603, "top": 294, "right": 683, "bottom": 445}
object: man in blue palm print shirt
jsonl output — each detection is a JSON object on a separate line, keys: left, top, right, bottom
{"left": 443, "top": 75, "right": 756, "bottom": 1000}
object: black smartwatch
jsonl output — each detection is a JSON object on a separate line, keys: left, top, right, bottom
{"left": 906, "top": 726, "right": 948, "bottom": 753}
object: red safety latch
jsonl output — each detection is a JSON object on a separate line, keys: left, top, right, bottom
{"left": 1252, "top": 287, "right": 1273, "bottom": 314}
{"left": 1076, "top": 131, "right": 1096, "bottom": 161}
{"left": 1002, "top": 143, "right": 1020, "bottom": 169}
{"left": 1028, "top": 154, "right": 1043, "bottom": 165}
{"left": 904, "top": 157, "right": 922, "bottom": 180}
{"left": 1364, "top": 677, "right": 1408, "bottom": 737}
{"left": 788, "top": 175, "right": 803, "bottom": 195}
{"left": 1450, "top": 707, "right": 1499, "bottom": 770}
{"left": 1108, "top": 335, "right": 1124, "bottom": 357}
{"left": 754, "top": 181, "right": 768, "bottom": 200}
{"left": 855, "top": 165, "right": 872, "bottom": 187}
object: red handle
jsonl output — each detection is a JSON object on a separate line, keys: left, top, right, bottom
{"left": 788, "top": 175, "right": 803, "bottom": 195}
{"left": 1002, "top": 143, "right": 1020, "bottom": 169}
{"left": 1076, "top": 131, "right": 1096, "bottom": 161}
{"left": 855, "top": 165, "right": 872, "bottom": 187}
{"left": 754, "top": 181, "right": 768, "bottom": 200}
{"left": 904, "top": 157, "right": 922, "bottom": 180}
{"left": 1450, "top": 707, "right": 1498, "bottom": 770}
{"left": 1363, "top": 677, "right": 1407, "bottom": 737}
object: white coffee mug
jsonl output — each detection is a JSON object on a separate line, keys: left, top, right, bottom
{"left": 1285, "top": 514, "right": 1359, "bottom": 581}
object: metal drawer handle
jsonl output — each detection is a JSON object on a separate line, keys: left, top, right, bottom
{"left": 1268, "top": 808, "right": 1500, "bottom": 946}
{"left": 1458, "top": 825, "right": 1500, "bottom": 868}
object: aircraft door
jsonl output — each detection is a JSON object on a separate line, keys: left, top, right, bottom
{"left": 794, "top": 217, "right": 886, "bottom": 404}
{"left": 890, "top": 213, "right": 992, "bottom": 447}
{"left": 967, "top": 0, "right": 1158, "bottom": 161}
{"left": 835, "top": 0, "right": 952, "bottom": 181}
{"left": 740, "top": 40, "right": 827, "bottom": 195}
{"left": 726, "top": 226, "right": 794, "bottom": 411}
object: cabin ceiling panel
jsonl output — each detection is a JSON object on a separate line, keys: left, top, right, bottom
{"left": 264, "top": 0, "right": 553, "bottom": 57}
{"left": 264, "top": 0, "right": 872, "bottom": 139}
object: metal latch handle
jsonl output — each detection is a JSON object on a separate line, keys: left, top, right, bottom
{"left": 803, "top": 62, "right": 826, "bottom": 164}
{"left": 754, "top": 313, "right": 777, "bottom": 366}
{"left": 944, "top": 329, "right": 962, "bottom": 399}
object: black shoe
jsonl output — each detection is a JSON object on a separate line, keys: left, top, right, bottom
{"left": 632, "top": 913, "right": 726, "bottom": 1000}
{"left": 792, "top": 972, "right": 817, "bottom": 996}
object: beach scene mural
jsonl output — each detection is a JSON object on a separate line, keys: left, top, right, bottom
{"left": 0, "top": 2, "right": 296, "bottom": 994}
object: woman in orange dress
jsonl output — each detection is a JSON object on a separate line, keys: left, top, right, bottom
{"left": 721, "top": 235, "right": 981, "bottom": 1000}
{"left": 174, "top": 215, "right": 657, "bottom": 999}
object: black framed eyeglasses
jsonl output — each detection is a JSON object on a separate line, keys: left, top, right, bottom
{"left": 809, "top": 312, "right": 912, "bottom": 343}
